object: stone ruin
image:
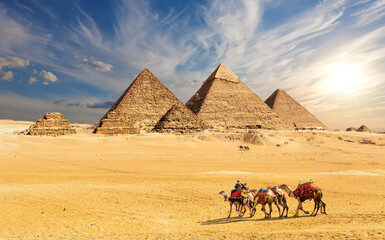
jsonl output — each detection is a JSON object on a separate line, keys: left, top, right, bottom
{"left": 185, "top": 64, "right": 291, "bottom": 130}
{"left": 346, "top": 127, "right": 357, "bottom": 131}
{"left": 94, "top": 69, "right": 184, "bottom": 134}
{"left": 28, "top": 112, "right": 76, "bottom": 136}
{"left": 152, "top": 102, "right": 205, "bottom": 134}
{"left": 265, "top": 89, "right": 327, "bottom": 130}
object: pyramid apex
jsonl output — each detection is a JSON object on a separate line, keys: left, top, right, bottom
{"left": 212, "top": 63, "right": 239, "bottom": 83}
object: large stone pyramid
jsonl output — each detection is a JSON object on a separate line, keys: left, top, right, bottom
{"left": 28, "top": 112, "right": 76, "bottom": 135}
{"left": 265, "top": 89, "right": 327, "bottom": 129}
{"left": 94, "top": 69, "right": 182, "bottom": 134}
{"left": 185, "top": 64, "right": 290, "bottom": 130}
{"left": 152, "top": 102, "right": 205, "bottom": 134}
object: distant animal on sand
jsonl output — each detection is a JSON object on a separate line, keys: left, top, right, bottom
{"left": 280, "top": 181, "right": 326, "bottom": 217}
{"left": 248, "top": 188, "right": 281, "bottom": 218}
{"left": 238, "top": 145, "right": 249, "bottom": 150}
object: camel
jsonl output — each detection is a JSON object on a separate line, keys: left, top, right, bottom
{"left": 248, "top": 189, "right": 281, "bottom": 218}
{"left": 279, "top": 182, "right": 326, "bottom": 217}
{"left": 267, "top": 186, "right": 289, "bottom": 217}
{"left": 219, "top": 191, "right": 248, "bottom": 218}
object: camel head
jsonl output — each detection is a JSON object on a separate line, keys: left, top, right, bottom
{"left": 219, "top": 191, "right": 228, "bottom": 201}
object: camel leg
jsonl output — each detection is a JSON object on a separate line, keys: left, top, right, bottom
{"left": 310, "top": 200, "right": 317, "bottom": 216}
{"left": 320, "top": 200, "right": 327, "bottom": 215}
{"left": 281, "top": 195, "right": 288, "bottom": 217}
{"left": 261, "top": 204, "right": 268, "bottom": 218}
{"left": 314, "top": 201, "right": 320, "bottom": 216}
{"left": 268, "top": 202, "right": 273, "bottom": 218}
{"left": 275, "top": 199, "right": 281, "bottom": 218}
{"left": 228, "top": 202, "right": 233, "bottom": 218}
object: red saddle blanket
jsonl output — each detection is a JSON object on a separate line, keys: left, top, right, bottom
{"left": 293, "top": 182, "right": 319, "bottom": 198}
{"left": 229, "top": 190, "right": 241, "bottom": 199}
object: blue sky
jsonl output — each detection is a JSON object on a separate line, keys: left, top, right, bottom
{"left": 0, "top": 0, "right": 384, "bottom": 130}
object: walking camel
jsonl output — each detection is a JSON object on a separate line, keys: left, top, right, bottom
{"left": 279, "top": 181, "right": 326, "bottom": 217}
{"left": 267, "top": 186, "right": 289, "bottom": 217}
{"left": 248, "top": 189, "right": 281, "bottom": 218}
{"left": 219, "top": 191, "right": 249, "bottom": 218}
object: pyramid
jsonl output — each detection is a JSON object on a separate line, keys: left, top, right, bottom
{"left": 185, "top": 64, "right": 290, "bottom": 130}
{"left": 356, "top": 125, "right": 371, "bottom": 132}
{"left": 346, "top": 127, "right": 357, "bottom": 132}
{"left": 152, "top": 102, "right": 205, "bottom": 134}
{"left": 265, "top": 89, "right": 327, "bottom": 129}
{"left": 94, "top": 69, "right": 183, "bottom": 134}
{"left": 28, "top": 112, "right": 76, "bottom": 135}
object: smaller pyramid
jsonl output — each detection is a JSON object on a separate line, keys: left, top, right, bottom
{"left": 265, "top": 89, "right": 327, "bottom": 129}
{"left": 152, "top": 102, "right": 205, "bottom": 134}
{"left": 94, "top": 69, "right": 182, "bottom": 134}
{"left": 356, "top": 125, "right": 371, "bottom": 132}
{"left": 28, "top": 112, "right": 76, "bottom": 135}
{"left": 346, "top": 127, "right": 357, "bottom": 132}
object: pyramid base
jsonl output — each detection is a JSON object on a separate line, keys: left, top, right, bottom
{"left": 28, "top": 128, "right": 76, "bottom": 136}
{"left": 93, "top": 127, "right": 139, "bottom": 135}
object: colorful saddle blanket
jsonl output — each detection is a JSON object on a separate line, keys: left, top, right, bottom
{"left": 293, "top": 182, "right": 319, "bottom": 199}
{"left": 229, "top": 190, "right": 241, "bottom": 200}
{"left": 259, "top": 188, "right": 267, "bottom": 192}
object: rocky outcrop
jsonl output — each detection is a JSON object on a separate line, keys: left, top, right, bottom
{"left": 265, "top": 89, "right": 327, "bottom": 130}
{"left": 152, "top": 102, "right": 205, "bottom": 134}
{"left": 94, "top": 69, "right": 183, "bottom": 134}
{"left": 28, "top": 112, "right": 76, "bottom": 135}
{"left": 186, "top": 64, "right": 291, "bottom": 130}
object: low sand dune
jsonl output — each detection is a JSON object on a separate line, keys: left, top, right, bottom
{"left": 0, "top": 120, "right": 384, "bottom": 239}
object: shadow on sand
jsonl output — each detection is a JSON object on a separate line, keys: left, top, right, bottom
{"left": 200, "top": 215, "right": 314, "bottom": 225}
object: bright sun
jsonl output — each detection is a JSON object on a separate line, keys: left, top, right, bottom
{"left": 324, "top": 62, "right": 368, "bottom": 94}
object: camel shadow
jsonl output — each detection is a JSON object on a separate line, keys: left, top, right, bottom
{"left": 200, "top": 215, "right": 315, "bottom": 225}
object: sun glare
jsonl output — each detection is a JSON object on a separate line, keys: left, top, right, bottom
{"left": 324, "top": 62, "right": 368, "bottom": 94}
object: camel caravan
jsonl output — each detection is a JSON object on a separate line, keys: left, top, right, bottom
{"left": 219, "top": 180, "right": 326, "bottom": 219}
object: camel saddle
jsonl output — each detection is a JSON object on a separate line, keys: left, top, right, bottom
{"left": 293, "top": 181, "right": 320, "bottom": 201}
{"left": 229, "top": 190, "right": 241, "bottom": 200}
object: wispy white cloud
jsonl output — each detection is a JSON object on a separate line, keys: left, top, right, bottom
{"left": 79, "top": 58, "right": 113, "bottom": 72}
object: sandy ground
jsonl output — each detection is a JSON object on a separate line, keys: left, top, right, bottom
{"left": 0, "top": 119, "right": 385, "bottom": 239}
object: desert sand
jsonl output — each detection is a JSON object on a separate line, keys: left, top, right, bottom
{"left": 0, "top": 119, "right": 385, "bottom": 239}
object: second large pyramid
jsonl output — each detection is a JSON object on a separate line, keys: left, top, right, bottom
{"left": 186, "top": 64, "right": 290, "bottom": 130}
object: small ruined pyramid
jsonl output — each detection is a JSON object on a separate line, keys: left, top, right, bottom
{"left": 185, "top": 64, "right": 290, "bottom": 130}
{"left": 28, "top": 112, "right": 76, "bottom": 135}
{"left": 152, "top": 102, "right": 205, "bottom": 134}
{"left": 94, "top": 69, "right": 182, "bottom": 134}
{"left": 356, "top": 125, "right": 371, "bottom": 132}
{"left": 265, "top": 89, "right": 327, "bottom": 129}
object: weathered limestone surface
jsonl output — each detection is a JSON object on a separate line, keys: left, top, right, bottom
{"left": 94, "top": 69, "right": 183, "bottom": 134}
{"left": 356, "top": 125, "right": 371, "bottom": 132}
{"left": 152, "top": 102, "right": 205, "bottom": 134}
{"left": 28, "top": 112, "right": 76, "bottom": 135}
{"left": 186, "top": 64, "right": 291, "bottom": 130}
{"left": 265, "top": 89, "right": 327, "bottom": 130}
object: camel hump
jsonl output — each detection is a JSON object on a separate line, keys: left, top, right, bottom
{"left": 309, "top": 182, "right": 320, "bottom": 191}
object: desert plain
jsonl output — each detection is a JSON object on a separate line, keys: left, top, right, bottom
{"left": 0, "top": 119, "right": 385, "bottom": 239}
